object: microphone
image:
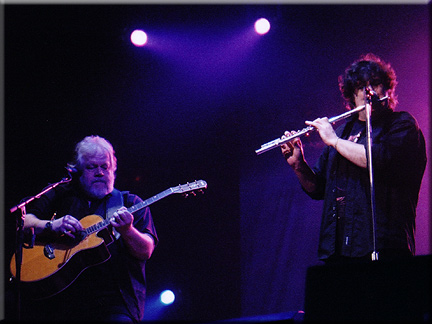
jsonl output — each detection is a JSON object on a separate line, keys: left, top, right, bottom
{"left": 365, "top": 87, "right": 379, "bottom": 101}
{"left": 65, "top": 164, "right": 78, "bottom": 174}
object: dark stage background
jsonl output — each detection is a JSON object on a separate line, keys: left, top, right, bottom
{"left": 3, "top": 4, "right": 430, "bottom": 322}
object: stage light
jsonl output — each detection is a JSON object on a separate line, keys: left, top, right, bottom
{"left": 254, "top": 18, "right": 270, "bottom": 35}
{"left": 160, "top": 290, "right": 175, "bottom": 305}
{"left": 130, "top": 29, "right": 148, "bottom": 47}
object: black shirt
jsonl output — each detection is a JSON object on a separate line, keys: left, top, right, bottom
{"left": 305, "top": 109, "right": 426, "bottom": 260}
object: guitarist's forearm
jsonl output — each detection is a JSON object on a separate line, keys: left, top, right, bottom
{"left": 119, "top": 227, "right": 155, "bottom": 261}
{"left": 23, "top": 213, "right": 51, "bottom": 234}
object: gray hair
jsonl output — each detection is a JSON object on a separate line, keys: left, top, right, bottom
{"left": 69, "top": 135, "right": 117, "bottom": 172}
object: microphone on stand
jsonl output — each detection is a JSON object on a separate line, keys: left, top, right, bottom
{"left": 64, "top": 164, "right": 79, "bottom": 181}
{"left": 365, "top": 87, "right": 389, "bottom": 112}
{"left": 65, "top": 164, "right": 78, "bottom": 174}
{"left": 365, "top": 87, "right": 380, "bottom": 101}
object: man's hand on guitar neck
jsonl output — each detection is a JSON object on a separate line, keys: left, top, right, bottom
{"left": 111, "top": 206, "right": 133, "bottom": 234}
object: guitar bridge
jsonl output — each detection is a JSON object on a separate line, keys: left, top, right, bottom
{"left": 43, "top": 244, "right": 55, "bottom": 260}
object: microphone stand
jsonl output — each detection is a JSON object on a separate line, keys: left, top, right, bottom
{"left": 364, "top": 87, "right": 378, "bottom": 261}
{"left": 9, "top": 175, "right": 72, "bottom": 320}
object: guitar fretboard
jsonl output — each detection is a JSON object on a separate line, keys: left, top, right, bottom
{"left": 127, "top": 188, "right": 174, "bottom": 213}
{"left": 84, "top": 188, "right": 177, "bottom": 235}
{"left": 86, "top": 218, "right": 112, "bottom": 235}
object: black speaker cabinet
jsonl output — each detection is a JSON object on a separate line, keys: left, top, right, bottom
{"left": 304, "top": 255, "right": 431, "bottom": 322}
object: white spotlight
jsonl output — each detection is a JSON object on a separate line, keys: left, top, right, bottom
{"left": 254, "top": 18, "right": 271, "bottom": 35}
{"left": 130, "top": 29, "right": 148, "bottom": 47}
{"left": 160, "top": 290, "right": 175, "bottom": 305}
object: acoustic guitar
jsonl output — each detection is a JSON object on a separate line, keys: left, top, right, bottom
{"left": 10, "top": 180, "right": 207, "bottom": 299}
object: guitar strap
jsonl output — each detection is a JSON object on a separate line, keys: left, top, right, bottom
{"left": 102, "top": 188, "right": 125, "bottom": 240}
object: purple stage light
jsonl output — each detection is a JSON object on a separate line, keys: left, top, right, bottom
{"left": 130, "top": 29, "right": 148, "bottom": 47}
{"left": 254, "top": 18, "right": 270, "bottom": 35}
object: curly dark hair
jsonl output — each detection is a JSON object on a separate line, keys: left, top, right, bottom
{"left": 338, "top": 53, "right": 398, "bottom": 110}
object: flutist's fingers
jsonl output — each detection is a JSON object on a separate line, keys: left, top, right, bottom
{"left": 282, "top": 130, "right": 302, "bottom": 145}
{"left": 305, "top": 117, "right": 337, "bottom": 147}
{"left": 281, "top": 130, "right": 301, "bottom": 159}
{"left": 281, "top": 131, "right": 294, "bottom": 151}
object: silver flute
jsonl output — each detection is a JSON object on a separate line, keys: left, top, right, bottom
{"left": 255, "top": 96, "right": 388, "bottom": 155}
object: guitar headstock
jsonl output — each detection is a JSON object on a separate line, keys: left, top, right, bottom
{"left": 172, "top": 180, "right": 207, "bottom": 197}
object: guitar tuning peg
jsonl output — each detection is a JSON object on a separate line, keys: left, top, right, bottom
{"left": 183, "top": 193, "right": 189, "bottom": 198}
{"left": 198, "top": 189, "right": 204, "bottom": 194}
{"left": 191, "top": 191, "right": 196, "bottom": 196}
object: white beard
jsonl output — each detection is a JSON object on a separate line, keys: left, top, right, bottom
{"left": 82, "top": 180, "right": 114, "bottom": 199}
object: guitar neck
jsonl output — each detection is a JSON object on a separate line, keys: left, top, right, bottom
{"left": 84, "top": 180, "right": 207, "bottom": 236}
{"left": 127, "top": 188, "right": 174, "bottom": 214}
{"left": 85, "top": 188, "right": 174, "bottom": 236}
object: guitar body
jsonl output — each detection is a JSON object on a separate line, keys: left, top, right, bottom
{"left": 10, "top": 215, "right": 112, "bottom": 299}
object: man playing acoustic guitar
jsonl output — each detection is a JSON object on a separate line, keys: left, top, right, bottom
{"left": 17, "top": 135, "right": 158, "bottom": 322}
